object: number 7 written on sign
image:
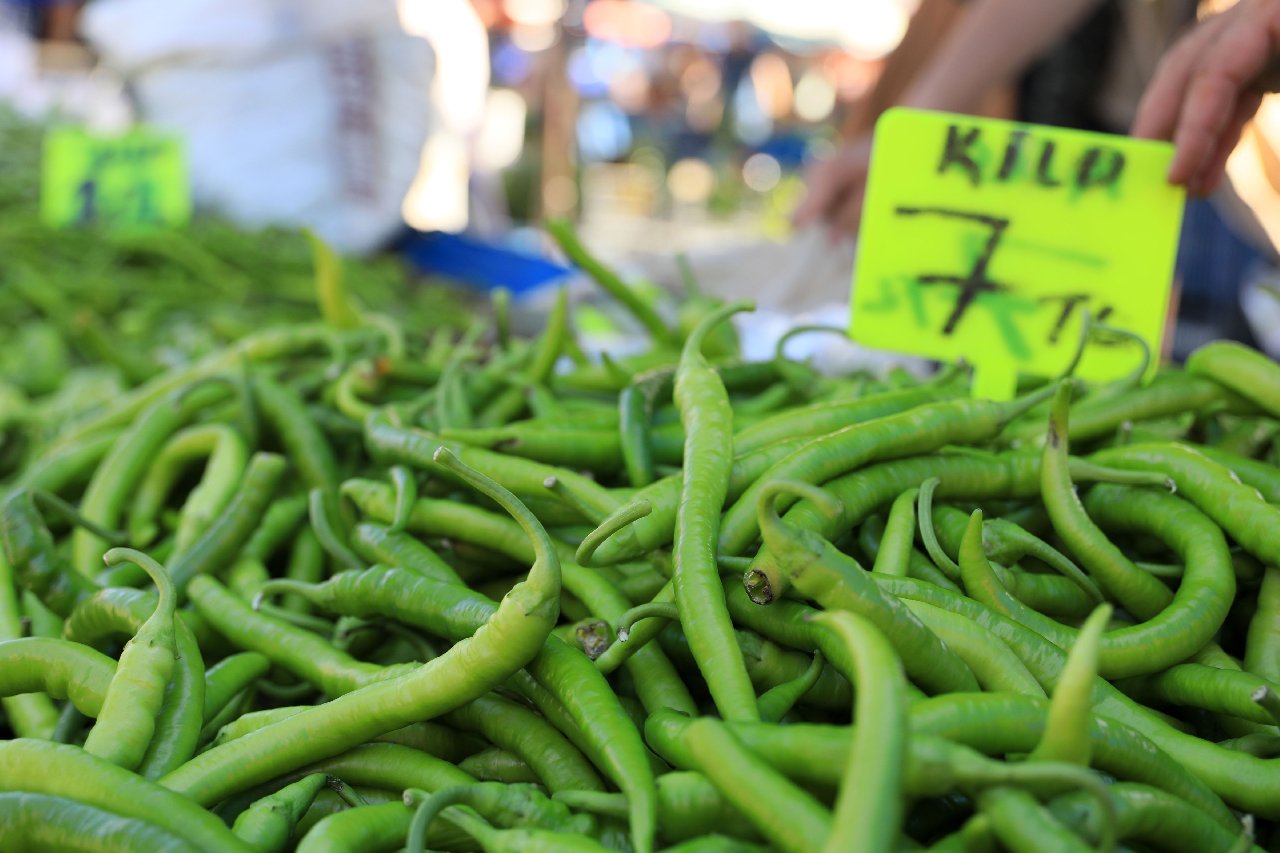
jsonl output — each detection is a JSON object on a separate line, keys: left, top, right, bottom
{"left": 857, "top": 205, "right": 1118, "bottom": 360}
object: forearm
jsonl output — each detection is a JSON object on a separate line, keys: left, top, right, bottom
{"left": 844, "top": 0, "right": 965, "bottom": 137}
{"left": 899, "top": 0, "right": 1106, "bottom": 113}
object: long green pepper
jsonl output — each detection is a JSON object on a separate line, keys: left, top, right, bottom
{"left": 671, "top": 301, "right": 759, "bottom": 722}
{"left": 80, "top": 549, "right": 177, "bottom": 771}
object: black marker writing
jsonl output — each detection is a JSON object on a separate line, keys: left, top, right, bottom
{"left": 998, "top": 130, "right": 1028, "bottom": 181}
{"left": 938, "top": 126, "right": 982, "bottom": 186}
{"left": 1036, "top": 142, "right": 1062, "bottom": 187}
{"left": 1077, "top": 149, "right": 1125, "bottom": 189}
{"left": 895, "top": 206, "right": 1011, "bottom": 335}
{"left": 936, "top": 123, "right": 1125, "bottom": 190}
{"left": 1038, "top": 293, "right": 1091, "bottom": 344}
{"left": 1037, "top": 293, "right": 1120, "bottom": 346}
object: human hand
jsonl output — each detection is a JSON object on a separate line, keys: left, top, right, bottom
{"left": 791, "top": 135, "right": 875, "bottom": 242}
{"left": 1132, "top": 0, "right": 1280, "bottom": 195}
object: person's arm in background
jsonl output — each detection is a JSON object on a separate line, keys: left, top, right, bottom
{"left": 793, "top": 0, "right": 1103, "bottom": 238}
{"left": 1132, "top": 0, "right": 1280, "bottom": 195}
{"left": 840, "top": 0, "right": 966, "bottom": 139}
{"left": 790, "top": 0, "right": 966, "bottom": 241}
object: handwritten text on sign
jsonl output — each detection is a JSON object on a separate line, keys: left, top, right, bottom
{"left": 41, "top": 126, "right": 190, "bottom": 230}
{"left": 851, "top": 109, "right": 1184, "bottom": 399}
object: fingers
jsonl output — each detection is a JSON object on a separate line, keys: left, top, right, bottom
{"left": 791, "top": 137, "right": 873, "bottom": 234}
{"left": 1168, "top": 72, "right": 1245, "bottom": 185}
{"left": 1191, "top": 90, "right": 1264, "bottom": 196}
{"left": 829, "top": 181, "right": 867, "bottom": 243}
{"left": 1176, "top": 21, "right": 1274, "bottom": 183}
{"left": 791, "top": 164, "right": 840, "bottom": 230}
{"left": 1133, "top": 0, "right": 1280, "bottom": 189}
{"left": 1132, "top": 27, "right": 1208, "bottom": 143}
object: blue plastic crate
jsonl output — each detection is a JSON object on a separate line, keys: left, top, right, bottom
{"left": 399, "top": 230, "right": 572, "bottom": 297}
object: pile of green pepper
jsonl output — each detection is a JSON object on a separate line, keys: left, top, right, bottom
{"left": 1, "top": 215, "right": 1279, "bottom": 852}
{"left": 0, "top": 113, "right": 472, "bottom": 477}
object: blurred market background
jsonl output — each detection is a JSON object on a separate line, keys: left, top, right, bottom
{"left": 4, "top": 0, "right": 1280, "bottom": 362}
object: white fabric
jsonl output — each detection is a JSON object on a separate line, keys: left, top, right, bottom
{"left": 629, "top": 227, "right": 930, "bottom": 375}
{"left": 80, "top": 0, "right": 432, "bottom": 253}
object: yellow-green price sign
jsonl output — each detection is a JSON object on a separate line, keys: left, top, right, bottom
{"left": 852, "top": 108, "right": 1184, "bottom": 400}
{"left": 41, "top": 126, "right": 190, "bottom": 230}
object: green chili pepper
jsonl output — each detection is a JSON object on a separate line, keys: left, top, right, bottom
{"left": 127, "top": 423, "right": 249, "bottom": 550}
{"left": 747, "top": 447, "right": 1170, "bottom": 604}
{"left": 556, "top": 770, "right": 761, "bottom": 845}
{"left": 477, "top": 286, "right": 569, "bottom": 427}
{"left": 343, "top": 477, "right": 694, "bottom": 719}
{"left": 241, "top": 492, "right": 310, "bottom": 563}
{"left": 444, "top": 694, "right": 605, "bottom": 793}
{"left": 348, "top": 521, "right": 460, "bottom": 584}
{"left": 231, "top": 772, "right": 328, "bottom": 853}
{"left": 546, "top": 220, "right": 677, "bottom": 347}
{"left": 364, "top": 413, "right": 621, "bottom": 523}
{"left": 51, "top": 324, "right": 341, "bottom": 454}
{"left": 757, "top": 479, "right": 978, "bottom": 695}
{"left": 0, "top": 636, "right": 114, "bottom": 715}
{"left": 756, "top": 650, "right": 825, "bottom": 723}
{"left": 1115, "top": 663, "right": 1280, "bottom": 726}
{"left": 253, "top": 370, "right": 341, "bottom": 499}
{"left": 0, "top": 791, "right": 197, "bottom": 852}
{"left": 881, "top": 574, "right": 1278, "bottom": 818}
{"left": 979, "top": 786, "right": 1094, "bottom": 853}
{"left": 582, "top": 437, "right": 810, "bottom": 567}
{"left": 721, "top": 383, "right": 1059, "bottom": 569}
{"left": 1186, "top": 339, "right": 1280, "bottom": 418}
{"left": 199, "top": 575, "right": 399, "bottom": 696}
{"left": 402, "top": 781, "right": 592, "bottom": 852}
{"left": 1048, "top": 782, "right": 1262, "bottom": 853}
{"left": 900, "top": 598, "right": 1045, "bottom": 697}
{"left": 1089, "top": 441, "right": 1280, "bottom": 568}
{"left": 1024, "top": 600, "right": 1118, "bottom": 847}
{"left": 670, "top": 301, "right": 759, "bottom": 722}
{"left": 620, "top": 372, "right": 660, "bottom": 487}
{"left": 256, "top": 561, "right": 665, "bottom": 831}
{"left": 406, "top": 787, "right": 612, "bottom": 853}
{"left": 663, "top": 715, "right": 831, "bottom": 853}
{"left": 460, "top": 747, "right": 542, "bottom": 784}
{"left": 63, "top": 584, "right": 206, "bottom": 778}
{"left": 11, "top": 428, "right": 119, "bottom": 494}
{"left": 1, "top": 488, "right": 118, "bottom": 617}
{"left": 1049, "top": 394, "right": 1177, "bottom": 607}
{"left": 202, "top": 652, "right": 270, "bottom": 725}
{"left": 156, "top": 449, "right": 597, "bottom": 838}
{"left": 72, "top": 382, "right": 231, "bottom": 574}
{"left": 807, "top": 610, "right": 907, "bottom": 853}
{"left": 0, "top": 738, "right": 253, "bottom": 852}
{"left": 81, "top": 548, "right": 177, "bottom": 771}
{"left": 1002, "top": 371, "right": 1233, "bottom": 447}
{"left": 1246, "top": 566, "right": 1280, "bottom": 683}
{"left": 0, "top": 548, "right": 58, "bottom": 738}
{"left": 733, "top": 374, "right": 965, "bottom": 456}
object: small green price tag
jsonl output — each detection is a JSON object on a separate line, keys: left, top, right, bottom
{"left": 851, "top": 108, "right": 1184, "bottom": 400}
{"left": 41, "top": 126, "right": 190, "bottom": 230}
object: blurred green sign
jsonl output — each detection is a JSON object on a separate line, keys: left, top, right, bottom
{"left": 41, "top": 126, "right": 190, "bottom": 230}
